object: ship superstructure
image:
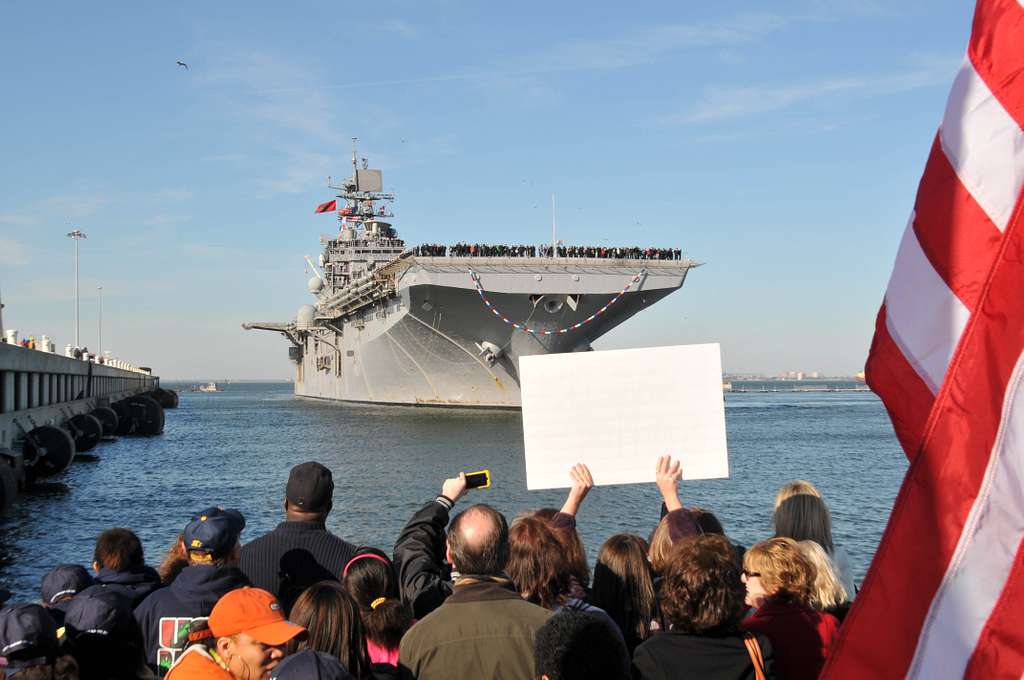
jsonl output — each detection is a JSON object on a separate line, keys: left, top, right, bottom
{"left": 244, "top": 144, "right": 699, "bottom": 407}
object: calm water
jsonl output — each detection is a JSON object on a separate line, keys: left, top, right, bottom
{"left": 0, "top": 382, "right": 906, "bottom": 601}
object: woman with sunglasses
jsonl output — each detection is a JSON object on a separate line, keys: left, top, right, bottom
{"left": 740, "top": 538, "right": 840, "bottom": 680}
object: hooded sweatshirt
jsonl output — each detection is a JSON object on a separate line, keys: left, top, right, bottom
{"left": 93, "top": 566, "right": 163, "bottom": 608}
{"left": 134, "top": 564, "right": 249, "bottom": 674}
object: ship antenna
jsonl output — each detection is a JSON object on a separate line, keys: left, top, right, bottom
{"left": 351, "top": 137, "right": 358, "bottom": 176}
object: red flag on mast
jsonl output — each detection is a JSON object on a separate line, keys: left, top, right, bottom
{"left": 824, "top": 1, "right": 1024, "bottom": 678}
{"left": 315, "top": 200, "right": 336, "bottom": 214}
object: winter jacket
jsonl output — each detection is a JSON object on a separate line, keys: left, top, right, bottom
{"left": 633, "top": 630, "right": 776, "bottom": 680}
{"left": 398, "top": 578, "right": 551, "bottom": 680}
{"left": 93, "top": 566, "right": 163, "bottom": 608}
{"left": 741, "top": 598, "right": 839, "bottom": 680}
{"left": 134, "top": 565, "right": 249, "bottom": 675}
{"left": 239, "top": 519, "right": 357, "bottom": 614}
{"left": 393, "top": 498, "right": 454, "bottom": 620}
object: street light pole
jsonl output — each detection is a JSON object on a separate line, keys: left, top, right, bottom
{"left": 66, "top": 229, "right": 87, "bottom": 347}
{"left": 97, "top": 285, "right": 103, "bottom": 359}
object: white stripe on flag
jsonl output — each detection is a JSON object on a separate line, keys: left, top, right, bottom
{"left": 940, "top": 59, "right": 1024, "bottom": 232}
{"left": 884, "top": 214, "right": 971, "bottom": 393}
{"left": 908, "top": 349, "right": 1024, "bottom": 679}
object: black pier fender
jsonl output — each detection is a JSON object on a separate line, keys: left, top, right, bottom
{"left": 151, "top": 387, "right": 179, "bottom": 409}
{"left": 68, "top": 413, "right": 104, "bottom": 452}
{"left": 90, "top": 406, "right": 119, "bottom": 438}
{"left": 22, "top": 425, "right": 76, "bottom": 480}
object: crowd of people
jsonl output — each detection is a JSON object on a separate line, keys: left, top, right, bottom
{"left": 408, "top": 244, "right": 684, "bottom": 261}
{"left": 0, "top": 459, "right": 853, "bottom": 680}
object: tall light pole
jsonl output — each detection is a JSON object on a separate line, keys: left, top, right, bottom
{"left": 66, "top": 229, "right": 87, "bottom": 347}
{"left": 97, "top": 285, "right": 103, "bottom": 359}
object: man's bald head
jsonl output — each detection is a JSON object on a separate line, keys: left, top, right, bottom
{"left": 447, "top": 504, "right": 509, "bottom": 576}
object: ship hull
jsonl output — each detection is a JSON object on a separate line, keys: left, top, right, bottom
{"left": 293, "top": 259, "right": 689, "bottom": 407}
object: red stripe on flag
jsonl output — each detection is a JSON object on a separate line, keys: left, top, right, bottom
{"left": 315, "top": 200, "right": 336, "bottom": 214}
{"left": 913, "top": 134, "right": 1004, "bottom": 311}
{"left": 864, "top": 304, "right": 935, "bottom": 458}
{"left": 970, "top": 0, "right": 1024, "bottom": 129}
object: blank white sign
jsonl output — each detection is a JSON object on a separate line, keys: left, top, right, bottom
{"left": 520, "top": 344, "right": 729, "bottom": 490}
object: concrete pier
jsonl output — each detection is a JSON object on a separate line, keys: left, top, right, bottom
{"left": 0, "top": 342, "right": 159, "bottom": 509}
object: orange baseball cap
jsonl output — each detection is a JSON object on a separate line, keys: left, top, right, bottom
{"left": 208, "top": 588, "right": 306, "bottom": 646}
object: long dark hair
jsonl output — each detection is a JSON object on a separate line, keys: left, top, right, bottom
{"left": 507, "top": 517, "right": 571, "bottom": 609}
{"left": 288, "top": 581, "right": 371, "bottom": 678}
{"left": 342, "top": 547, "right": 413, "bottom": 652}
{"left": 590, "top": 534, "right": 658, "bottom": 652}
{"left": 530, "top": 508, "right": 590, "bottom": 589}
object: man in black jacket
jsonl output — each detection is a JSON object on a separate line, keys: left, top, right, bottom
{"left": 239, "top": 461, "right": 357, "bottom": 613}
{"left": 134, "top": 506, "right": 249, "bottom": 676}
{"left": 393, "top": 475, "right": 464, "bottom": 619}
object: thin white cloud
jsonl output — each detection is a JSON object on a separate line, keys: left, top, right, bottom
{"left": 0, "top": 239, "right": 28, "bottom": 266}
{"left": 0, "top": 192, "right": 110, "bottom": 230}
{"left": 181, "top": 243, "right": 236, "bottom": 259}
{"left": 257, "top": 148, "right": 335, "bottom": 195}
{"left": 200, "top": 153, "right": 246, "bottom": 163}
{"left": 141, "top": 214, "right": 190, "bottom": 227}
{"left": 250, "top": 11, "right": 797, "bottom": 96}
{"left": 518, "top": 12, "right": 792, "bottom": 73}
{"left": 666, "top": 59, "right": 958, "bottom": 125}
{"left": 196, "top": 46, "right": 346, "bottom": 194}
{"left": 377, "top": 19, "right": 422, "bottom": 40}
{"left": 153, "top": 189, "right": 194, "bottom": 203}
{"left": 0, "top": 213, "right": 35, "bottom": 227}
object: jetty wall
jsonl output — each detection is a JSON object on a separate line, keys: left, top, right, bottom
{"left": 0, "top": 343, "right": 158, "bottom": 507}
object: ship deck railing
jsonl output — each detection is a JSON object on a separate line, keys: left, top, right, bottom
{"left": 407, "top": 255, "right": 699, "bottom": 270}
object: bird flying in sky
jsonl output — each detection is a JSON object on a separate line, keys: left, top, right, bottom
{"left": 176, "top": 61, "right": 189, "bottom": 70}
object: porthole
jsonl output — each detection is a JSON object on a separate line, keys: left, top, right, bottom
{"left": 544, "top": 299, "right": 564, "bottom": 314}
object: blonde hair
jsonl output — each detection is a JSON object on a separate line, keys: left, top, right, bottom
{"left": 773, "top": 480, "right": 834, "bottom": 554}
{"left": 743, "top": 537, "right": 815, "bottom": 607}
{"left": 775, "top": 480, "right": 822, "bottom": 507}
{"left": 648, "top": 517, "right": 673, "bottom": 574}
{"left": 797, "top": 540, "right": 847, "bottom": 610}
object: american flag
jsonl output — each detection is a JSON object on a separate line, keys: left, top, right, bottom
{"left": 824, "top": 1, "right": 1024, "bottom": 678}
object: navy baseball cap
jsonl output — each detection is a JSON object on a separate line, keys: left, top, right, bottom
{"left": 270, "top": 649, "right": 356, "bottom": 680}
{"left": 41, "top": 564, "right": 94, "bottom": 605}
{"left": 183, "top": 507, "right": 246, "bottom": 556}
{"left": 286, "top": 462, "right": 334, "bottom": 512}
{"left": 61, "top": 587, "right": 133, "bottom": 640}
{"left": 0, "top": 603, "right": 58, "bottom": 663}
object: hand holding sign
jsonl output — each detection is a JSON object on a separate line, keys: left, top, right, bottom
{"left": 655, "top": 455, "right": 684, "bottom": 511}
{"left": 560, "top": 463, "right": 594, "bottom": 517}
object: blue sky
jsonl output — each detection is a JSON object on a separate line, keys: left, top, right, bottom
{"left": 0, "top": 1, "right": 974, "bottom": 379}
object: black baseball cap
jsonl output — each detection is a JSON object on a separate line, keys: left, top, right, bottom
{"left": 286, "top": 462, "right": 334, "bottom": 512}
{"left": 41, "top": 564, "right": 94, "bottom": 605}
{"left": 183, "top": 507, "right": 246, "bottom": 556}
{"left": 0, "top": 603, "right": 58, "bottom": 663}
{"left": 61, "top": 587, "right": 134, "bottom": 640}
{"left": 270, "top": 649, "right": 356, "bottom": 680}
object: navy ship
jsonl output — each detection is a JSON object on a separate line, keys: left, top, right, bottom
{"left": 244, "top": 145, "right": 698, "bottom": 407}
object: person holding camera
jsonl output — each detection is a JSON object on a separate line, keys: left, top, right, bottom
{"left": 395, "top": 473, "right": 551, "bottom": 680}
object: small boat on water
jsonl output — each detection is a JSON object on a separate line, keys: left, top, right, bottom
{"left": 197, "top": 382, "right": 222, "bottom": 393}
